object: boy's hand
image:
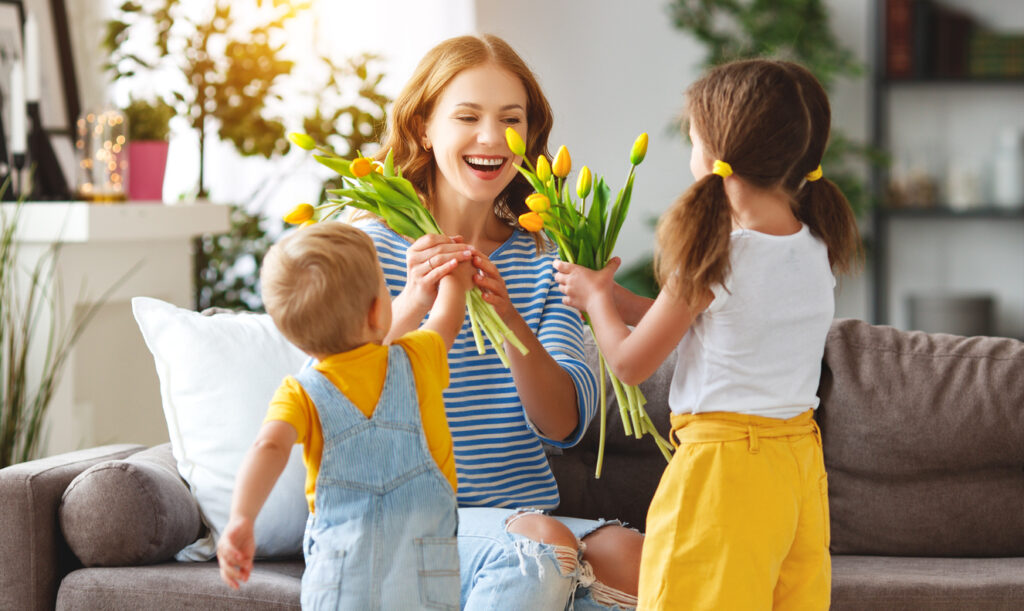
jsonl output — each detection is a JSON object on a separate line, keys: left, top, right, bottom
{"left": 552, "top": 258, "right": 621, "bottom": 313}
{"left": 217, "top": 516, "right": 256, "bottom": 590}
{"left": 446, "top": 258, "right": 477, "bottom": 293}
{"left": 403, "top": 234, "right": 474, "bottom": 311}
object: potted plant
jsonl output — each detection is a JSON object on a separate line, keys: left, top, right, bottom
{"left": 122, "top": 97, "right": 175, "bottom": 202}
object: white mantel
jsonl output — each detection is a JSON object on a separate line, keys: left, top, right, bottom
{"left": 6, "top": 201, "right": 230, "bottom": 457}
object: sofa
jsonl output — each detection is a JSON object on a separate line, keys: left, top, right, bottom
{"left": 2, "top": 318, "right": 1023, "bottom": 610}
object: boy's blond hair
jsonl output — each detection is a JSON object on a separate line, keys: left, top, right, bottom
{"left": 261, "top": 222, "right": 383, "bottom": 355}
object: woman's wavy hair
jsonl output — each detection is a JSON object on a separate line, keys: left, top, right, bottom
{"left": 778, "top": 60, "right": 862, "bottom": 275}
{"left": 655, "top": 59, "right": 812, "bottom": 309}
{"left": 376, "top": 34, "right": 553, "bottom": 249}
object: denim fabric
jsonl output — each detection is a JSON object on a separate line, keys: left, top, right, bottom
{"left": 298, "top": 345, "right": 459, "bottom": 610}
{"left": 457, "top": 507, "right": 633, "bottom": 611}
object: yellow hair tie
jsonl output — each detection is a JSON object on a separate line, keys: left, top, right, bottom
{"left": 712, "top": 160, "right": 733, "bottom": 178}
{"left": 805, "top": 165, "right": 823, "bottom": 182}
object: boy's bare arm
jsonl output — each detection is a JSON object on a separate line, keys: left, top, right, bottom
{"left": 217, "top": 420, "right": 297, "bottom": 589}
{"left": 423, "top": 266, "right": 472, "bottom": 350}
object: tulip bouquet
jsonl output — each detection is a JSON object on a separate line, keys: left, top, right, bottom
{"left": 505, "top": 128, "right": 673, "bottom": 476}
{"left": 284, "top": 132, "right": 528, "bottom": 367}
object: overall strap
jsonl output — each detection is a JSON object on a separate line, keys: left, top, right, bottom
{"left": 295, "top": 366, "right": 368, "bottom": 436}
{"left": 371, "top": 344, "right": 421, "bottom": 427}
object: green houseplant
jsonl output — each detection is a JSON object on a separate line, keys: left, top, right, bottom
{"left": 103, "top": 1, "right": 391, "bottom": 311}
{"left": 123, "top": 97, "right": 176, "bottom": 201}
{"left": 0, "top": 181, "right": 123, "bottom": 467}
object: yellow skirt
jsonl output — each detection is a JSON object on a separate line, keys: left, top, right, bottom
{"left": 638, "top": 409, "right": 831, "bottom": 611}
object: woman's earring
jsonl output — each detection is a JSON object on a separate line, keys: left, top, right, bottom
{"left": 422, "top": 139, "right": 431, "bottom": 152}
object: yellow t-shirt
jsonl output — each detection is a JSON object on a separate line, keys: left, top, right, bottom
{"left": 264, "top": 329, "right": 456, "bottom": 513}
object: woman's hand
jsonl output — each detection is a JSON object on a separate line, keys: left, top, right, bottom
{"left": 472, "top": 252, "right": 516, "bottom": 321}
{"left": 402, "top": 234, "right": 475, "bottom": 313}
{"left": 552, "top": 257, "right": 621, "bottom": 313}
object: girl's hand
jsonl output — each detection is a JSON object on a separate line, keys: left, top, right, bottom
{"left": 402, "top": 234, "right": 475, "bottom": 312}
{"left": 472, "top": 252, "right": 516, "bottom": 321}
{"left": 553, "top": 257, "right": 621, "bottom": 313}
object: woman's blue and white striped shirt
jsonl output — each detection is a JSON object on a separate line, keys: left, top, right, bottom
{"left": 358, "top": 220, "right": 598, "bottom": 510}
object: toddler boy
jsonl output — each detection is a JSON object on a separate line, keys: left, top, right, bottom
{"left": 216, "top": 222, "right": 467, "bottom": 610}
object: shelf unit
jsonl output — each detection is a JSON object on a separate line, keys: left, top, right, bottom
{"left": 870, "top": 0, "right": 1024, "bottom": 333}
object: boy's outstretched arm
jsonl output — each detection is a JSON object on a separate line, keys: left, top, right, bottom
{"left": 217, "top": 420, "right": 298, "bottom": 589}
{"left": 422, "top": 267, "right": 470, "bottom": 350}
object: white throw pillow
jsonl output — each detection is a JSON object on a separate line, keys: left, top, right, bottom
{"left": 132, "top": 296, "right": 309, "bottom": 561}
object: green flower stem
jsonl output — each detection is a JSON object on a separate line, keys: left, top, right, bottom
{"left": 467, "top": 296, "right": 486, "bottom": 354}
{"left": 590, "top": 325, "right": 672, "bottom": 475}
{"left": 608, "top": 368, "right": 633, "bottom": 437}
{"left": 595, "top": 352, "right": 608, "bottom": 479}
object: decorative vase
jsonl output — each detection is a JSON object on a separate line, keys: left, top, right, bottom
{"left": 127, "top": 140, "right": 169, "bottom": 202}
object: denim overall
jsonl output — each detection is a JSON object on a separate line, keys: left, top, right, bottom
{"left": 297, "top": 345, "right": 460, "bottom": 610}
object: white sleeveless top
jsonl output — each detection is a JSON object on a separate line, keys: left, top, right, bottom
{"left": 669, "top": 224, "right": 835, "bottom": 419}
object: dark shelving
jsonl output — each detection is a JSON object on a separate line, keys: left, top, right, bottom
{"left": 870, "top": 0, "right": 1024, "bottom": 326}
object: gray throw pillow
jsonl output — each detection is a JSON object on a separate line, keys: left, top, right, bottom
{"left": 59, "top": 444, "right": 202, "bottom": 566}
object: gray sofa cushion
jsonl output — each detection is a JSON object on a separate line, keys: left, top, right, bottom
{"left": 831, "top": 556, "right": 1024, "bottom": 610}
{"left": 56, "top": 560, "right": 303, "bottom": 610}
{"left": 819, "top": 319, "right": 1024, "bottom": 556}
{"left": 59, "top": 444, "right": 202, "bottom": 567}
{"left": 0, "top": 444, "right": 145, "bottom": 611}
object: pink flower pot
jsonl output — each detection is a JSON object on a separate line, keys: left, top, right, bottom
{"left": 127, "top": 140, "right": 169, "bottom": 202}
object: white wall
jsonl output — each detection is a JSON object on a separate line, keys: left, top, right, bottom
{"left": 475, "top": 0, "right": 874, "bottom": 321}
{"left": 69, "top": 0, "right": 1024, "bottom": 335}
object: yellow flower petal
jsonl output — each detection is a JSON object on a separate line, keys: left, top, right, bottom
{"left": 351, "top": 157, "right": 373, "bottom": 178}
{"left": 505, "top": 127, "right": 526, "bottom": 157}
{"left": 552, "top": 145, "right": 571, "bottom": 178}
{"left": 283, "top": 203, "right": 314, "bottom": 224}
{"left": 518, "top": 211, "right": 544, "bottom": 232}
{"left": 536, "top": 155, "right": 551, "bottom": 182}
{"left": 576, "top": 166, "right": 593, "bottom": 199}
{"left": 525, "top": 193, "right": 550, "bottom": 213}
{"left": 630, "top": 132, "right": 648, "bottom": 165}
{"left": 288, "top": 132, "right": 315, "bottom": 151}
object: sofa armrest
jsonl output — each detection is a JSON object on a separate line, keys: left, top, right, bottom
{"left": 0, "top": 444, "right": 146, "bottom": 611}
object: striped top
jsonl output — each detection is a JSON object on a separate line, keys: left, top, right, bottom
{"left": 357, "top": 219, "right": 598, "bottom": 510}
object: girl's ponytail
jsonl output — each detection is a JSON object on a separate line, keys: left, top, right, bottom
{"left": 795, "top": 175, "right": 862, "bottom": 276}
{"left": 655, "top": 173, "right": 732, "bottom": 310}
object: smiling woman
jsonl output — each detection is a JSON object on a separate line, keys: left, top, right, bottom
{"left": 345, "top": 33, "right": 643, "bottom": 611}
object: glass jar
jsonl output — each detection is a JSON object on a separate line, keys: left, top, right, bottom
{"left": 991, "top": 128, "right": 1024, "bottom": 209}
{"left": 75, "top": 109, "right": 129, "bottom": 202}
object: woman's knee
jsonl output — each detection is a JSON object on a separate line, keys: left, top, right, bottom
{"left": 581, "top": 525, "right": 643, "bottom": 596}
{"left": 505, "top": 512, "right": 578, "bottom": 550}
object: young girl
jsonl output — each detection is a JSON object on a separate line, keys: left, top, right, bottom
{"left": 354, "top": 34, "right": 642, "bottom": 610}
{"left": 554, "top": 59, "right": 860, "bottom": 610}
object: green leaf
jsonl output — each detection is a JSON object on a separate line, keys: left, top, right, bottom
{"left": 314, "top": 155, "right": 354, "bottom": 178}
{"left": 606, "top": 169, "right": 635, "bottom": 256}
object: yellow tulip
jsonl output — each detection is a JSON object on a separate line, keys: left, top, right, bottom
{"left": 351, "top": 157, "right": 373, "bottom": 178}
{"left": 283, "top": 203, "right": 314, "bottom": 224}
{"left": 576, "top": 166, "right": 593, "bottom": 199}
{"left": 505, "top": 127, "right": 526, "bottom": 157}
{"left": 552, "top": 145, "right": 571, "bottom": 178}
{"left": 300, "top": 219, "right": 317, "bottom": 228}
{"left": 525, "top": 193, "right": 550, "bottom": 213}
{"left": 630, "top": 132, "right": 649, "bottom": 165}
{"left": 518, "top": 211, "right": 545, "bottom": 232}
{"left": 289, "top": 132, "right": 315, "bottom": 151}
{"left": 374, "top": 164, "right": 384, "bottom": 174}
{"left": 536, "top": 155, "right": 551, "bottom": 182}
